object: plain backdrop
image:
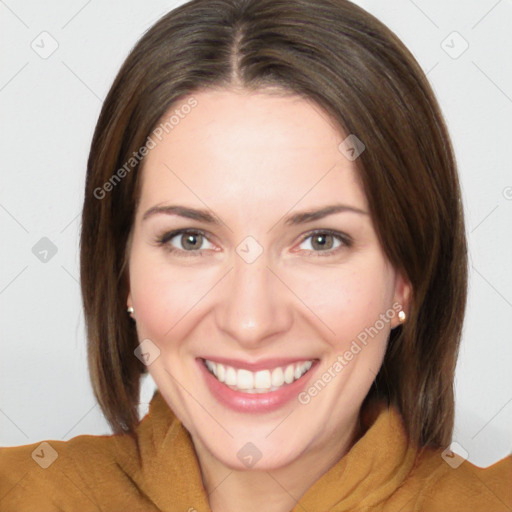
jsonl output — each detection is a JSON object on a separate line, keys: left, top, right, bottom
{"left": 0, "top": 0, "right": 511, "bottom": 467}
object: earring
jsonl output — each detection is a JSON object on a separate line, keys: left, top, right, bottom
{"left": 398, "top": 310, "right": 406, "bottom": 323}
{"left": 127, "top": 306, "right": 134, "bottom": 315}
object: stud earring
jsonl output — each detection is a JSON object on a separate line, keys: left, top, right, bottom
{"left": 398, "top": 310, "right": 406, "bottom": 323}
{"left": 127, "top": 306, "right": 134, "bottom": 315}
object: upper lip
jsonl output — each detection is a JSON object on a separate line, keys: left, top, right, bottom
{"left": 199, "top": 356, "right": 317, "bottom": 372}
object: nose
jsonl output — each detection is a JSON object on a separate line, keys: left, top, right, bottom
{"left": 214, "top": 246, "right": 293, "bottom": 349}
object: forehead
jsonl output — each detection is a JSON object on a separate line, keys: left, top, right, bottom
{"left": 137, "top": 88, "right": 368, "bottom": 220}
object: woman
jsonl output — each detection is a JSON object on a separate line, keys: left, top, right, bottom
{"left": 1, "top": 0, "right": 510, "bottom": 510}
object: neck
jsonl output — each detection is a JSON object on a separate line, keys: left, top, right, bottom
{"left": 193, "top": 412, "right": 364, "bottom": 512}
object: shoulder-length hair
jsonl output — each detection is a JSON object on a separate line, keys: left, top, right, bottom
{"left": 80, "top": 0, "right": 467, "bottom": 450}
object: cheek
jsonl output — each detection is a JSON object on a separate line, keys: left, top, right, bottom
{"left": 295, "top": 257, "right": 394, "bottom": 349}
{"left": 128, "top": 244, "right": 197, "bottom": 340}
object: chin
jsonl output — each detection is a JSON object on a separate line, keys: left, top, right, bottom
{"left": 204, "top": 435, "right": 305, "bottom": 472}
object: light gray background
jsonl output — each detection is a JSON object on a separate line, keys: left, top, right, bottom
{"left": 1, "top": 0, "right": 511, "bottom": 467}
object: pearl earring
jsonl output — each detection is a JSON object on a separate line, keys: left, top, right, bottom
{"left": 398, "top": 310, "right": 406, "bottom": 323}
{"left": 127, "top": 306, "right": 134, "bottom": 315}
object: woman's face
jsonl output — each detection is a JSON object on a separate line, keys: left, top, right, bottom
{"left": 127, "top": 88, "right": 410, "bottom": 471}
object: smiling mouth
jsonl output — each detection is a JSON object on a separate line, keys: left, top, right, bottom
{"left": 202, "top": 358, "right": 315, "bottom": 394}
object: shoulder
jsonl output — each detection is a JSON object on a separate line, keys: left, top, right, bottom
{"left": 0, "top": 432, "right": 148, "bottom": 511}
{"left": 0, "top": 390, "right": 184, "bottom": 511}
{"left": 396, "top": 446, "right": 512, "bottom": 511}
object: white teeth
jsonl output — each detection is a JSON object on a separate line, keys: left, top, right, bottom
{"left": 225, "top": 366, "right": 237, "bottom": 386}
{"left": 254, "top": 370, "right": 271, "bottom": 389}
{"left": 271, "top": 367, "right": 284, "bottom": 387}
{"left": 237, "top": 369, "right": 254, "bottom": 390}
{"left": 284, "top": 364, "right": 294, "bottom": 384}
{"left": 216, "top": 363, "right": 225, "bottom": 383}
{"left": 204, "top": 359, "right": 314, "bottom": 393}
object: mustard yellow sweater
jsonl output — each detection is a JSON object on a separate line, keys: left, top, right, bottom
{"left": 1, "top": 390, "right": 510, "bottom": 511}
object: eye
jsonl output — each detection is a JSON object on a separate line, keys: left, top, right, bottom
{"left": 296, "top": 230, "right": 351, "bottom": 256}
{"left": 156, "top": 229, "right": 216, "bottom": 257}
{"left": 155, "top": 228, "right": 352, "bottom": 258}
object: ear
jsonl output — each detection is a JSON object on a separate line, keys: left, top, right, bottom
{"left": 391, "top": 270, "right": 412, "bottom": 329}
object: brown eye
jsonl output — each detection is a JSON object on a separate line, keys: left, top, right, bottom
{"left": 157, "top": 229, "right": 215, "bottom": 256}
{"left": 311, "top": 233, "right": 335, "bottom": 250}
{"left": 297, "top": 230, "right": 351, "bottom": 256}
{"left": 178, "top": 232, "right": 204, "bottom": 251}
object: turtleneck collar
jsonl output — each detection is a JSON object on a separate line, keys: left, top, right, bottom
{"left": 124, "top": 389, "right": 418, "bottom": 512}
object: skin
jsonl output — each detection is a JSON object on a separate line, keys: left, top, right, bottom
{"left": 126, "top": 87, "right": 411, "bottom": 512}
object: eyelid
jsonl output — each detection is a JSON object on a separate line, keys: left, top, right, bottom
{"left": 158, "top": 227, "right": 208, "bottom": 244}
{"left": 295, "top": 229, "right": 352, "bottom": 254}
{"left": 155, "top": 227, "right": 352, "bottom": 257}
{"left": 156, "top": 228, "right": 216, "bottom": 254}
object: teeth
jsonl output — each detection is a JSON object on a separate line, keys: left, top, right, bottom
{"left": 217, "top": 363, "right": 226, "bottom": 383}
{"left": 204, "top": 359, "right": 314, "bottom": 393}
{"left": 254, "top": 370, "right": 271, "bottom": 389}
{"left": 284, "top": 364, "right": 294, "bottom": 384}
{"left": 225, "top": 366, "right": 237, "bottom": 386}
{"left": 237, "top": 369, "right": 253, "bottom": 390}
{"left": 271, "top": 367, "right": 284, "bottom": 387}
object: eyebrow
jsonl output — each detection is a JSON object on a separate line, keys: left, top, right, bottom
{"left": 142, "top": 203, "right": 368, "bottom": 226}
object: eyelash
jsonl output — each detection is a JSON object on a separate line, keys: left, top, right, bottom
{"left": 154, "top": 228, "right": 352, "bottom": 258}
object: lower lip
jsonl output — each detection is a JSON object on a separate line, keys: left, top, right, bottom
{"left": 197, "top": 358, "right": 318, "bottom": 413}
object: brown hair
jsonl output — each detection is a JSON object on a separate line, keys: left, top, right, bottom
{"left": 80, "top": 0, "right": 467, "bottom": 450}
